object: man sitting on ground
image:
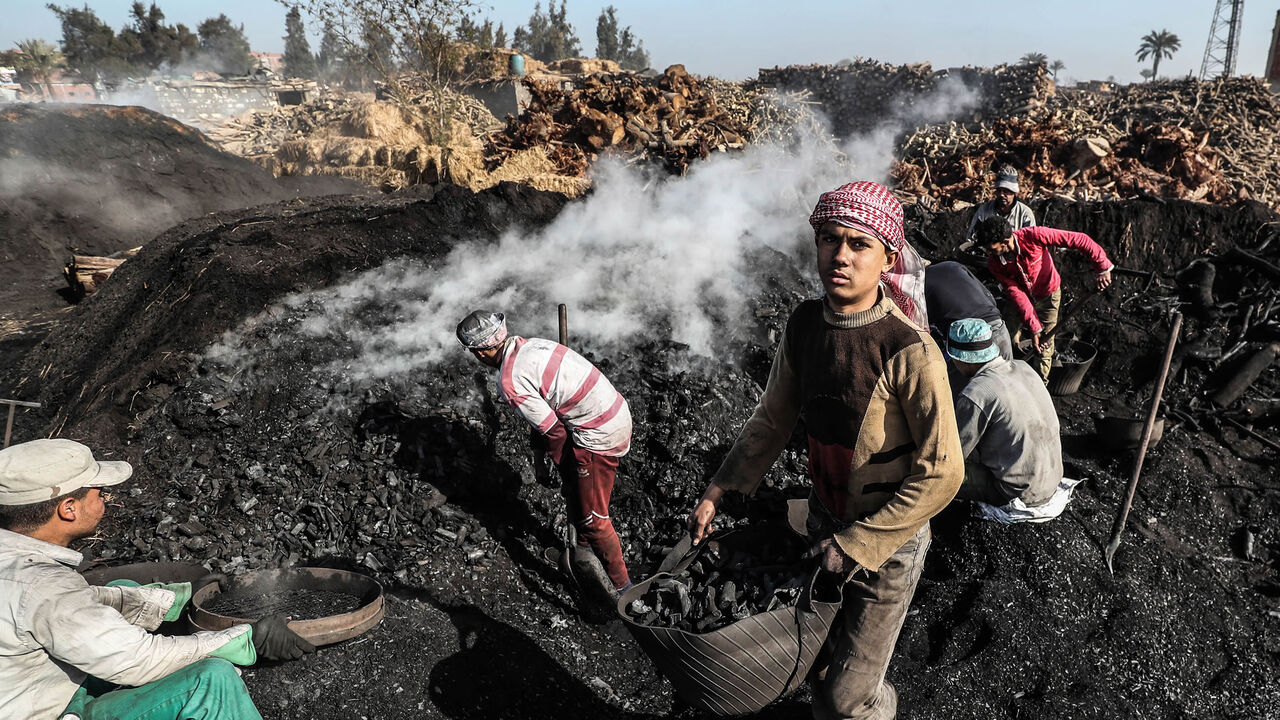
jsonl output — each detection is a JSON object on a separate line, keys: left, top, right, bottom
{"left": 946, "top": 319, "right": 1063, "bottom": 510}
{"left": 0, "top": 439, "right": 313, "bottom": 720}
{"left": 924, "top": 261, "right": 1013, "bottom": 393}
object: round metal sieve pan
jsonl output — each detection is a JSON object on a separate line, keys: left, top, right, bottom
{"left": 190, "top": 567, "right": 384, "bottom": 646}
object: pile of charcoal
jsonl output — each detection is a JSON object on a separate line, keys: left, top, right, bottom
{"left": 626, "top": 530, "right": 812, "bottom": 633}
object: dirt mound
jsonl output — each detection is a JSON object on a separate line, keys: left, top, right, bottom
{"left": 0, "top": 104, "right": 361, "bottom": 316}
{"left": 5, "top": 189, "right": 1279, "bottom": 717}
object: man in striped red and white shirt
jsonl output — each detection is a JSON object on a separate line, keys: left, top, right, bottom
{"left": 457, "top": 310, "right": 631, "bottom": 592}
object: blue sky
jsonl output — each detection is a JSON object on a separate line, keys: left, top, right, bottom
{"left": 2, "top": 0, "right": 1276, "bottom": 83}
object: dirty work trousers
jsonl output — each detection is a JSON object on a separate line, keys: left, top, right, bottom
{"left": 811, "top": 526, "right": 931, "bottom": 720}
{"left": 953, "top": 460, "right": 1018, "bottom": 506}
{"left": 545, "top": 427, "right": 630, "bottom": 589}
{"left": 1008, "top": 289, "right": 1061, "bottom": 383}
{"left": 59, "top": 658, "right": 262, "bottom": 720}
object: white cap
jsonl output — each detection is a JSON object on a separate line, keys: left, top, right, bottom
{"left": 456, "top": 310, "right": 508, "bottom": 350}
{"left": 994, "top": 166, "right": 1019, "bottom": 193}
{"left": 0, "top": 439, "right": 132, "bottom": 506}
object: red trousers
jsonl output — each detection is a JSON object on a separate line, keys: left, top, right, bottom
{"left": 545, "top": 425, "right": 630, "bottom": 589}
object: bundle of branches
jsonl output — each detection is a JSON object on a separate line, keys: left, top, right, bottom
{"left": 486, "top": 64, "right": 752, "bottom": 176}
{"left": 754, "top": 60, "right": 1053, "bottom": 138}
{"left": 207, "top": 95, "right": 359, "bottom": 160}
{"left": 757, "top": 60, "right": 937, "bottom": 138}
{"left": 376, "top": 75, "right": 504, "bottom": 137}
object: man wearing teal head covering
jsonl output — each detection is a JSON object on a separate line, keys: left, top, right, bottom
{"left": 946, "top": 319, "right": 1063, "bottom": 507}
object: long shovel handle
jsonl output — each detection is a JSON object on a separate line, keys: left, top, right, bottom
{"left": 1104, "top": 312, "right": 1183, "bottom": 573}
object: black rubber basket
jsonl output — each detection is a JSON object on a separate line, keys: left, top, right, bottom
{"left": 617, "top": 526, "right": 844, "bottom": 716}
{"left": 1047, "top": 339, "right": 1097, "bottom": 396}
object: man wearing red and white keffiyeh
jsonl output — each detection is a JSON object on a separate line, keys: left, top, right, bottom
{"left": 688, "top": 181, "right": 962, "bottom": 719}
{"left": 806, "top": 180, "right": 929, "bottom": 330}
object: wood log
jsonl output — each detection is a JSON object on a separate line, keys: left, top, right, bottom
{"left": 1210, "top": 342, "right": 1280, "bottom": 408}
{"left": 63, "top": 248, "right": 141, "bottom": 299}
{"left": 1222, "top": 248, "right": 1280, "bottom": 282}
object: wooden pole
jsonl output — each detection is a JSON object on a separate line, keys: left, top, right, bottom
{"left": 1104, "top": 312, "right": 1182, "bottom": 574}
{"left": 1, "top": 399, "right": 42, "bottom": 449}
{"left": 558, "top": 304, "right": 568, "bottom": 347}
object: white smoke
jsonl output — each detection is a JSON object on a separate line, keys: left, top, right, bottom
{"left": 0, "top": 157, "right": 188, "bottom": 240}
{"left": 209, "top": 79, "right": 980, "bottom": 379}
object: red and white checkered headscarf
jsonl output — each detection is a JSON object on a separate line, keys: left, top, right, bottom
{"left": 809, "top": 181, "right": 928, "bottom": 329}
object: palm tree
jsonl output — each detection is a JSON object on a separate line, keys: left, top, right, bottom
{"left": 14, "top": 39, "right": 63, "bottom": 97}
{"left": 1049, "top": 59, "right": 1065, "bottom": 80}
{"left": 1136, "top": 29, "right": 1180, "bottom": 81}
{"left": 1019, "top": 52, "right": 1048, "bottom": 66}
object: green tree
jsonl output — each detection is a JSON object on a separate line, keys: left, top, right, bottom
{"left": 1049, "top": 59, "right": 1065, "bottom": 80}
{"left": 514, "top": 0, "right": 580, "bottom": 62}
{"left": 595, "top": 6, "right": 618, "bottom": 61}
{"left": 456, "top": 15, "right": 496, "bottom": 49}
{"left": 316, "top": 24, "right": 341, "bottom": 80}
{"left": 596, "top": 7, "right": 648, "bottom": 70}
{"left": 287, "top": 0, "right": 482, "bottom": 143}
{"left": 1136, "top": 29, "right": 1180, "bottom": 81}
{"left": 120, "top": 2, "right": 196, "bottom": 71}
{"left": 282, "top": 6, "right": 317, "bottom": 77}
{"left": 46, "top": 4, "right": 127, "bottom": 80}
{"left": 494, "top": 22, "right": 507, "bottom": 49}
{"left": 615, "top": 27, "right": 647, "bottom": 70}
{"left": 1018, "top": 52, "right": 1047, "bottom": 66}
{"left": 15, "top": 39, "right": 65, "bottom": 95}
{"left": 196, "top": 14, "right": 253, "bottom": 75}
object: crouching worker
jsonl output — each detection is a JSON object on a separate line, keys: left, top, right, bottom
{"left": 975, "top": 216, "right": 1114, "bottom": 382}
{"left": 687, "top": 182, "right": 963, "bottom": 720}
{"left": 0, "top": 439, "right": 314, "bottom": 720}
{"left": 947, "top": 319, "right": 1076, "bottom": 522}
{"left": 457, "top": 311, "right": 632, "bottom": 602}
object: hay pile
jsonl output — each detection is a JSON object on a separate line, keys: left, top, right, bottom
{"left": 227, "top": 98, "right": 578, "bottom": 195}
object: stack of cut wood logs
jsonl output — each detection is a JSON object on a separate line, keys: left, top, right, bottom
{"left": 756, "top": 60, "right": 941, "bottom": 137}
{"left": 64, "top": 248, "right": 140, "bottom": 300}
{"left": 486, "top": 64, "right": 752, "bottom": 176}
{"left": 893, "top": 76, "right": 1279, "bottom": 210}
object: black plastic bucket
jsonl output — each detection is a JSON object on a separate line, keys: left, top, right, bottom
{"left": 618, "top": 528, "right": 843, "bottom": 716}
{"left": 1047, "top": 340, "right": 1097, "bottom": 396}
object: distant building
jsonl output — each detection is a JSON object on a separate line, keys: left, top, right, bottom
{"left": 1073, "top": 80, "right": 1115, "bottom": 93}
{"left": 45, "top": 71, "right": 97, "bottom": 101}
{"left": 251, "top": 52, "right": 284, "bottom": 74}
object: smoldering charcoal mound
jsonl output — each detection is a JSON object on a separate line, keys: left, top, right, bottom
{"left": 4, "top": 180, "right": 1279, "bottom": 718}
{"left": 0, "top": 103, "right": 362, "bottom": 315}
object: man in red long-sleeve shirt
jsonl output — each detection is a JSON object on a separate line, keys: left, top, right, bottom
{"left": 974, "top": 216, "right": 1114, "bottom": 382}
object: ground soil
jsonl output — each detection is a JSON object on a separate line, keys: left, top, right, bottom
{"left": 0, "top": 104, "right": 362, "bottom": 318}
{"left": 2, "top": 179, "right": 1279, "bottom": 718}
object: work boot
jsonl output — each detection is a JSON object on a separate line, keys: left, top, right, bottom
{"left": 570, "top": 546, "right": 620, "bottom": 623}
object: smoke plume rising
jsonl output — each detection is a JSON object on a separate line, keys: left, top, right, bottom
{"left": 209, "top": 79, "right": 979, "bottom": 379}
